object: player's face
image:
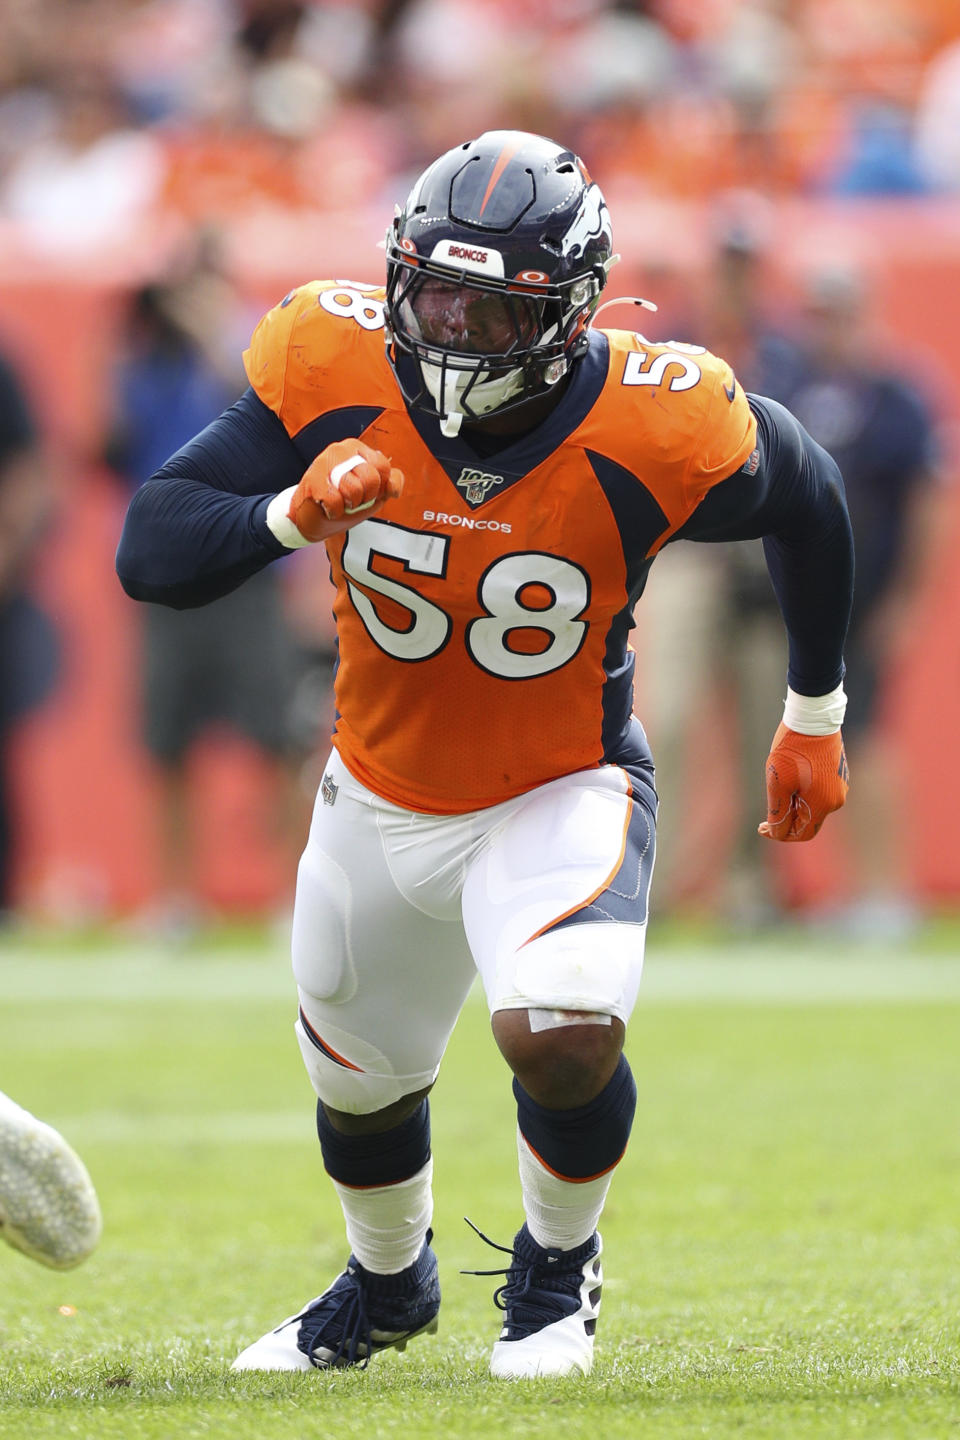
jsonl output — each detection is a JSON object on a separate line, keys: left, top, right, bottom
{"left": 400, "top": 278, "right": 539, "bottom": 356}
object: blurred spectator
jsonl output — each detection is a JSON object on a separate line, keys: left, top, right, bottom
{"left": 540, "top": 1, "right": 680, "bottom": 194}
{"left": 384, "top": 0, "right": 537, "bottom": 167}
{"left": 106, "top": 0, "right": 229, "bottom": 125}
{"left": 914, "top": 37, "right": 960, "bottom": 191}
{"left": 547, "top": 1, "right": 679, "bottom": 116}
{"left": 0, "top": 343, "right": 58, "bottom": 925}
{"left": 700, "top": 0, "right": 802, "bottom": 183}
{"left": 106, "top": 235, "right": 316, "bottom": 935}
{"left": 0, "top": 1, "right": 60, "bottom": 181}
{"left": 825, "top": 97, "right": 929, "bottom": 195}
{"left": 0, "top": 64, "right": 165, "bottom": 256}
{"left": 153, "top": 0, "right": 405, "bottom": 224}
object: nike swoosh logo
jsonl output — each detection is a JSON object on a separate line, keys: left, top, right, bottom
{"left": 724, "top": 377, "right": 737, "bottom": 403}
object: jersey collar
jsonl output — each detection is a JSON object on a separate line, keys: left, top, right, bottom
{"left": 401, "top": 332, "right": 611, "bottom": 508}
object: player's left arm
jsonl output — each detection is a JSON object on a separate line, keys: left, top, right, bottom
{"left": 676, "top": 393, "right": 854, "bottom": 841}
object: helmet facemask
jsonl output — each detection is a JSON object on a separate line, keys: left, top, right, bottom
{"left": 385, "top": 248, "right": 604, "bottom": 436}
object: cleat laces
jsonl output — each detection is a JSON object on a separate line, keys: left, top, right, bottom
{"left": 462, "top": 1218, "right": 594, "bottom": 1340}
{"left": 296, "top": 1265, "right": 372, "bottom": 1368}
{"left": 295, "top": 1228, "right": 437, "bottom": 1369}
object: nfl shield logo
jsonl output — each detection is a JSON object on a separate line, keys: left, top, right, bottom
{"left": 456, "top": 467, "right": 504, "bottom": 507}
{"left": 321, "top": 772, "right": 338, "bottom": 806}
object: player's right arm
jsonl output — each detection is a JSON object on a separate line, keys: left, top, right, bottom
{"left": 116, "top": 388, "right": 305, "bottom": 608}
{"left": 116, "top": 280, "right": 402, "bottom": 609}
{"left": 116, "top": 390, "right": 401, "bottom": 609}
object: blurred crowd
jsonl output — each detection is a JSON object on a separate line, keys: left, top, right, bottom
{"left": 0, "top": 0, "right": 957, "bottom": 935}
{"left": 2, "top": 0, "right": 960, "bottom": 260}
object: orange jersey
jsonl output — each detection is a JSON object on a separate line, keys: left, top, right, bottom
{"left": 244, "top": 281, "right": 756, "bottom": 814}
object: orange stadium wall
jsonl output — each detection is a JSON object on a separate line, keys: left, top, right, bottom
{"left": 1, "top": 197, "right": 959, "bottom": 922}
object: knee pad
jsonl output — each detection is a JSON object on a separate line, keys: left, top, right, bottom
{"left": 500, "top": 921, "right": 645, "bottom": 1023}
{"left": 316, "top": 1098, "right": 431, "bottom": 1186}
{"left": 295, "top": 1007, "right": 437, "bottom": 1115}
{"left": 514, "top": 1054, "right": 637, "bottom": 1180}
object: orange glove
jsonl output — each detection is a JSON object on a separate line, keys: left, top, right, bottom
{"left": 288, "top": 440, "right": 404, "bottom": 544}
{"left": 758, "top": 723, "right": 849, "bottom": 843}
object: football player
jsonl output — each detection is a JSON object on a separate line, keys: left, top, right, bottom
{"left": 0, "top": 1090, "right": 101, "bottom": 1268}
{"left": 117, "top": 131, "right": 852, "bottom": 1378}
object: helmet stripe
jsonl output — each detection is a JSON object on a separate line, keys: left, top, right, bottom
{"left": 478, "top": 135, "right": 526, "bottom": 218}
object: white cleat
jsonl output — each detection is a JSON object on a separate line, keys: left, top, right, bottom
{"left": 0, "top": 1091, "right": 101, "bottom": 1269}
{"left": 232, "top": 1303, "right": 321, "bottom": 1372}
{"left": 233, "top": 1234, "right": 440, "bottom": 1371}
{"left": 480, "top": 1224, "right": 602, "bottom": 1379}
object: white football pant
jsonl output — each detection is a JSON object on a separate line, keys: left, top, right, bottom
{"left": 292, "top": 748, "right": 655, "bottom": 1114}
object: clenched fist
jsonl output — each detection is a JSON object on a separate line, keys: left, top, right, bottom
{"left": 288, "top": 440, "right": 404, "bottom": 544}
{"left": 758, "top": 723, "right": 849, "bottom": 843}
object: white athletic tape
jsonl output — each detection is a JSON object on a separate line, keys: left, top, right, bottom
{"left": 328, "top": 453, "right": 367, "bottom": 489}
{"left": 330, "top": 452, "right": 377, "bottom": 513}
{"left": 782, "top": 682, "right": 847, "bottom": 735}
{"left": 266, "top": 486, "right": 312, "bottom": 548}
{"left": 527, "top": 1008, "right": 613, "bottom": 1033}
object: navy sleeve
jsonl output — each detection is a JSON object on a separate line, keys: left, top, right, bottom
{"left": 115, "top": 388, "right": 306, "bottom": 608}
{"left": 672, "top": 394, "right": 854, "bottom": 696}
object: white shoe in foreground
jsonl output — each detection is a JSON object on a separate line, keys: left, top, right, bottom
{"left": 232, "top": 1232, "right": 440, "bottom": 1371}
{"left": 479, "top": 1224, "right": 602, "bottom": 1379}
{"left": 0, "top": 1091, "right": 101, "bottom": 1269}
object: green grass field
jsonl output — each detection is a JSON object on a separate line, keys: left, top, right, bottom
{"left": 1, "top": 920, "right": 958, "bottom": 1439}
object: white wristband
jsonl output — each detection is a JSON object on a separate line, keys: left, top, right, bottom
{"left": 266, "top": 487, "right": 312, "bottom": 549}
{"left": 782, "top": 683, "right": 847, "bottom": 735}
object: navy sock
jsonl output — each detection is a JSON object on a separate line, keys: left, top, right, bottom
{"left": 513, "top": 1054, "right": 636, "bottom": 1181}
{"left": 316, "top": 1099, "right": 431, "bottom": 1188}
